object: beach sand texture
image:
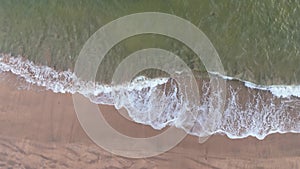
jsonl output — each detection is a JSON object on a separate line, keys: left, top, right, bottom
{"left": 0, "top": 73, "right": 299, "bottom": 169}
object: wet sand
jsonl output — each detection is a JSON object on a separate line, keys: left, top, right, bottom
{"left": 0, "top": 73, "right": 300, "bottom": 169}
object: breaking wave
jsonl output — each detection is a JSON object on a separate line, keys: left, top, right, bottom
{"left": 0, "top": 54, "right": 299, "bottom": 140}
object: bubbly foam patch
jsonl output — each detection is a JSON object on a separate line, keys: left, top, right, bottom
{"left": 0, "top": 54, "right": 299, "bottom": 140}
{"left": 209, "top": 71, "right": 300, "bottom": 98}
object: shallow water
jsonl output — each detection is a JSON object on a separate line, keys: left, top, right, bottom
{"left": 0, "top": 0, "right": 299, "bottom": 84}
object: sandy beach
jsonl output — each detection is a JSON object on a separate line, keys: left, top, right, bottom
{"left": 0, "top": 73, "right": 299, "bottom": 169}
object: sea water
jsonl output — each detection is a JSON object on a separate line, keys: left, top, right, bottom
{"left": 0, "top": 1, "right": 299, "bottom": 141}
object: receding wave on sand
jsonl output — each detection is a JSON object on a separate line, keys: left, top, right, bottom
{"left": 0, "top": 54, "right": 299, "bottom": 140}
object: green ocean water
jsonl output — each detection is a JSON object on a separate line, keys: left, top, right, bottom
{"left": 0, "top": 0, "right": 299, "bottom": 84}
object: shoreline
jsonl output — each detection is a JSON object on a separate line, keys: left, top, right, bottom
{"left": 0, "top": 55, "right": 299, "bottom": 139}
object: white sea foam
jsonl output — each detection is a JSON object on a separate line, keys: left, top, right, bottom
{"left": 0, "top": 54, "right": 299, "bottom": 140}
{"left": 209, "top": 71, "right": 300, "bottom": 98}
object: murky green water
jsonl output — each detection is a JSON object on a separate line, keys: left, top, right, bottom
{"left": 0, "top": 0, "right": 299, "bottom": 84}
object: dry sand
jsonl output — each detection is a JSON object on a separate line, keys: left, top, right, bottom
{"left": 0, "top": 73, "right": 299, "bottom": 169}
